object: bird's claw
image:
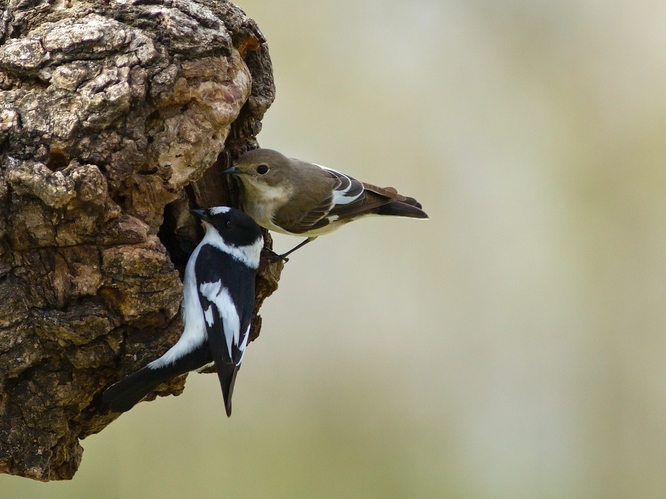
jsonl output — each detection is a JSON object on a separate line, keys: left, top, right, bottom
{"left": 263, "top": 249, "right": 288, "bottom": 264}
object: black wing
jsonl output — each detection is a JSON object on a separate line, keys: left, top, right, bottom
{"left": 195, "top": 244, "right": 257, "bottom": 416}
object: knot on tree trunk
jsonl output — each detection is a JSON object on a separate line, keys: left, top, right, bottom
{"left": 0, "top": 0, "right": 279, "bottom": 481}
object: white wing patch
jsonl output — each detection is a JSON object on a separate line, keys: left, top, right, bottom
{"left": 199, "top": 280, "right": 240, "bottom": 358}
{"left": 315, "top": 164, "right": 364, "bottom": 206}
{"left": 203, "top": 306, "right": 214, "bottom": 327}
{"left": 237, "top": 323, "right": 251, "bottom": 365}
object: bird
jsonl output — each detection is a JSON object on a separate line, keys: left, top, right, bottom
{"left": 103, "top": 206, "right": 264, "bottom": 417}
{"left": 223, "top": 148, "right": 428, "bottom": 259}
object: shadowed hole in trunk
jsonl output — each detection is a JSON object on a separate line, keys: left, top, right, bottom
{"left": 157, "top": 193, "right": 203, "bottom": 280}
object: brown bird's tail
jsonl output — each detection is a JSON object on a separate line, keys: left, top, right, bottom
{"left": 361, "top": 182, "right": 428, "bottom": 219}
{"left": 375, "top": 199, "right": 429, "bottom": 219}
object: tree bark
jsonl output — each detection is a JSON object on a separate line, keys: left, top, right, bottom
{"left": 0, "top": 0, "right": 281, "bottom": 481}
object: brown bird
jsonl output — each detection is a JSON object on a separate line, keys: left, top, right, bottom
{"left": 224, "top": 148, "right": 429, "bottom": 258}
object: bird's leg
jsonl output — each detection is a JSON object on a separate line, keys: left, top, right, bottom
{"left": 280, "top": 237, "right": 316, "bottom": 259}
{"left": 265, "top": 237, "right": 316, "bottom": 263}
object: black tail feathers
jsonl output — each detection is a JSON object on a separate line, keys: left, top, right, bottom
{"left": 216, "top": 362, "right": 239, "bottom": 418}
{"left": 402, "top": 196, "right": 424, "bottom": 210}
{"left": 103, "top": 365, "right": 174, "bottom": 413}
{"left": 376, "top": 199, "right": 428, "bottom": 219}
{"left": 103, "top": 344, "right": 213, "bottom": 413}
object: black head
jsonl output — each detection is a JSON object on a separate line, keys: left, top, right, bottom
{"left": 191, "top": 207, "right": 263, "bottom": 247}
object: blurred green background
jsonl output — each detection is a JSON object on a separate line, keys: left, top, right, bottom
{"left": 3, "top": 0, "right": 666, "bottom": 497}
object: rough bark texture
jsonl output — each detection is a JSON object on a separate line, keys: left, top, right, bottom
{"left": 0, "top": 0, "right": 282, "bottom": 481}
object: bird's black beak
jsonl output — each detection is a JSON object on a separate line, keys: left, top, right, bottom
{"left": 222, "top": 166, "right": 241, "bottom": 175}
{"left": 190, "top": 209, "right": 210, "bottom": 222}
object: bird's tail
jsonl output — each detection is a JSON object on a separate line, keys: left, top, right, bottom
{"left": 103, "top": 365, "right": 177, "bottom": 413}
{"left": 375, "top": 198, "right": 429, "bottom": 219}
{"left": 103, "top": 344, "right": 212, "bottom": 413}
{"left": 216, "top": 361, "right": 239, "bottom": 418}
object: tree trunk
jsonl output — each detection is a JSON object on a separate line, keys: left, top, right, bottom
{"left": 0, "top": 0, "right": 281, "bottom": 481}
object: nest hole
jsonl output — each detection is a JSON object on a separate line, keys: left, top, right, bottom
{"left": 157, "top": 152, "right": 243, "bottom": 279}
{"left": 157, "top": 195, "right": 202, "bottom": 280}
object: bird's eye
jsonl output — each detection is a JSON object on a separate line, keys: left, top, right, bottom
{"left": 256, "top": 164, "right": 269, "bottom": 175}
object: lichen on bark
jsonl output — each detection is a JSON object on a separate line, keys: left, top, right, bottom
{"left": 0, "top": 0, "right": 280, "bottom": 481}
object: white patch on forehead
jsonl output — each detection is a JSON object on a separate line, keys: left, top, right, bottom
{"left": 209, "top": 206, "right": 231, "bottom": 215}
{"left": 199, "top": 280, "right": 240, "bottom": 358}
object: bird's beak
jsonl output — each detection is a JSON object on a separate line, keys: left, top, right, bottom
{"left": 190, "top": 209, "right": 210, "bottom": 223}
{"left": 222, "top": 166, "right": 241, "bottom": 175}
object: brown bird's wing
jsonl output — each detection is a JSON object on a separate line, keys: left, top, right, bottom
{"left": 274, "top": 166, "right": 365, "bottom": 234}
{"left": 326, "top": 182, "right": 404, "bottom": 219}
{"left": 277, "top": 193, "right": 333, "bottom": 233}
{"left": 275, "top": 167, "right": 427, "bottom": 234}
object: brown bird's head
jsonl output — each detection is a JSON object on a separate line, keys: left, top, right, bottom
{"left": 225, "top": 149, "right": 335, "bottom": 217}
{"left": 226, "top": 148, "right": 297, "bottom": 188}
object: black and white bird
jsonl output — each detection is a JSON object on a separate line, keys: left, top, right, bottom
{"left": 103, "top": 206, "right": 263, "bottom": 417}
{"left": 224, "top": 148, "right": 428, "bottom": 258}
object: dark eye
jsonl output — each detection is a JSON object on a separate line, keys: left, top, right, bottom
{"left": 225, "top": 220, "right": 233, "bottom": 229}
{"left": 256, "top": 164, "right": 268, "bottom": 175}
